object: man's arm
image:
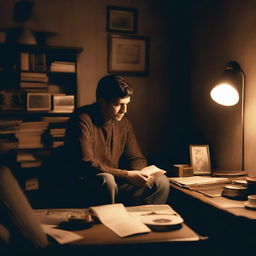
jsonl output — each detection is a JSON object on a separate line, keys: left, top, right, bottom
{"left": 123, "top": 119, "right": 148, "bottom": 170}
{"left": 65, "top": 113, "right": 149, "bottom": 187}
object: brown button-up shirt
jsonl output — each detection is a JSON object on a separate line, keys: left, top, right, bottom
{"left": 64, "top": 103, "right": 147, "bottom": 178}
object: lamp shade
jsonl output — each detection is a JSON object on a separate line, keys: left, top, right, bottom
{"left": 210, "top": 83, "right": 239, "bottom": 106}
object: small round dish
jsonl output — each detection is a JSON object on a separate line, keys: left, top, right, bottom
{"left": 244, "top": 201, "right": 256, "bottom": 210}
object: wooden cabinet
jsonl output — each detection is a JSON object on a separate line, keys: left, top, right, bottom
{"left": 0, "top": 43, "right": 83, "bottom": 194}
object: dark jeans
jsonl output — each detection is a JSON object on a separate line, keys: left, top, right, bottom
{"left": 49, "top": 173, "right": 171, "bottom": 207}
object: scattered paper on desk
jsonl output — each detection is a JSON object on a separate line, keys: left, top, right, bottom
{"left": 90, "top": 203, "right": 150, "bottom": 237}
{"left": 169, "top": 176, "right": 229, "bottom": 187}
{"left": 41, "top": 224, "right": 83, "bottom": 244}
{"left": 35, "top": 209, "right": 88, "bottom": 225}
{"left": 127, "top": 204, "right": 178, "bottom": 217}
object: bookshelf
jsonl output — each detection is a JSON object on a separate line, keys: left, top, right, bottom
{"left": 0, "top": 43, "right": 83, "bottom": 194}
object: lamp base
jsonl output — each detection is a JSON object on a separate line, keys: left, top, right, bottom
{"left": 212, "top": 169, "right": 248, "bottom": 178}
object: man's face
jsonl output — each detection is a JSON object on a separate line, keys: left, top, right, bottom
{"left": 102, "top": 96, "right": 131, "bottom": 122}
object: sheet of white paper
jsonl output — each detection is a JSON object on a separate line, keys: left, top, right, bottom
{"left": 127, "top": 204, "right": 178, "bottom": 217}
{"left": 141, "top": 165, "right": 166, "bottom": 187}
{"left": 90, "top": 203, "right": 150, "bottom": 237}
{"left": 41, "top": 224, "right": 83, "bottom": 244}
{"left": 169, "top": 176, "right": 229, "bottom": 187}
{"left": 141, "top": 165, "right": 166, "bottom": 177}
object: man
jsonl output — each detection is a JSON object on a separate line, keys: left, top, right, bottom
{"left": 62, "top": 75, "right": 170, "bottom": 206}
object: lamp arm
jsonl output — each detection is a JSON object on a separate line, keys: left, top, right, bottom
{"left": 240, "top": 69, "right": 245, "bottom": 171}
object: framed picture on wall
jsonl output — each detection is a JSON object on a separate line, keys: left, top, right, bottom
{"left": 106, "top": 6, "right": 138, "bottom": 33}
{"left": 189, "top": 145, "right": 212, "bottom": 175}
{"left": 108, "top": 34, "right": 149, "bottom": 76}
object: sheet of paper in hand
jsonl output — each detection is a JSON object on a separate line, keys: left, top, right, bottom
{"left": 140, "top": 165, "right": 166, "bottom": 187}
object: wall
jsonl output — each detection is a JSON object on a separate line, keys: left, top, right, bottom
{"left": 0, "top": 0, "right": 192, "bottom": 169}
{"left": 189, "top": 0, "right": 256, "bottom": 176}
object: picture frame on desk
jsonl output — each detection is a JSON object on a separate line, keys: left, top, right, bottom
{"left": 106, "top": 6, "right": 138, "bottom": 34}
{"left": 190, "top": 145, "right": 211, "bottom": 175}
{"left": 108, "top": 34, "right": 149, "bottom": 76}
{"left": 27, "top": 93, "right": 51, "bottom": 111}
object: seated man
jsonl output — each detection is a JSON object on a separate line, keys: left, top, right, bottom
{"left": 60, "top": 74, "right": 170, "bottom": 206}
{"left": 0, "top": 165, "right": 50, "bottom": 255}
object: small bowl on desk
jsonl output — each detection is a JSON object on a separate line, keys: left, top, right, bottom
{"left": 246, "top": 177, "right": 256, "bottom": 195}
{"left": 222, "top": 184, "right": 248, "bottom": 200}
{"left": 244, "top": 195, "right": 256, "bottom": 210}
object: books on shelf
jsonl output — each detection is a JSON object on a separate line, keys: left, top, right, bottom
{"left": 20, "top": 72, "right": 48, "bottom": 89}
{"left": 0, "top": 134, "right": 18, "bottom": 153}
{"left": 0, "top": 119, "right": 22, "bottom": 133}
{"left": 50, "top": 61, "right": 76, "bottom": 73}
{"left": 15, "top": 121, "right": 49, "bottom": 149}
{"left": 41, "top": 116, "right": 69, "bottom": 147}
{"left": 20, "top": 72, "right": 49, "bottom": 82}
{"left": 20, "top": 82, "right": 48, "bottom": 88}
{"left": 16, "top": 150, "right": 43, "bottom": 168}
{"left": 20, "top": 52, "right": 46, "bottom": 72}
{"left": 41, "top": 116, "right": 70, "bottom": 123}
{"left": 52, "top": 95, "right": 74, "bottom": 113}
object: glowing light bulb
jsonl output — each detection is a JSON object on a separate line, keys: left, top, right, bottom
{"left": 210, "top": 83, "right": 239, "bottom": 106}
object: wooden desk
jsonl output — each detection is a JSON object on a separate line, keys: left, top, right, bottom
{"left": 71, "top": 221, "right": 201, "bottom": 246}
{"left": 38, "top": 207, "right": 203, "bottom": 256}
{"left": 168, "top": 182, "right": 256, "bottom": 256}
{"left": 169, "top": 182, "right": 256, "bottom": 220}
{"left": 64, "top": 222, "right": 204, "bottom": 256}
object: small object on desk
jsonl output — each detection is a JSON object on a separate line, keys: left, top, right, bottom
{"left": 58, "top": 215, "right": 94, "bottom": 231}
{"left": 244, "top": 201, "right": 256, "bottom": 210}
{"left": 172, "top": 164, "right": 193, "bottom": 177}
{"left": 246, "top": 177, "right": 256, "bottom": 195}
{"left": 141, "top": 214, "right": 183, "bottom": 232}
{"left": 232, "top": 179, "right": 247, "bottom": 187}
{"left": 244, "top": 194, "right": 256, "bottom": 210}
{"left": 222, "top": 184, "right": 248, "bottom": 200}
{"left": 212, "top": 169, "right": 248, "bottom": 177}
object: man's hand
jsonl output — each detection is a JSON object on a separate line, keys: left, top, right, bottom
{"left": 126, "top": 170, "right": 149, "bottom": 187}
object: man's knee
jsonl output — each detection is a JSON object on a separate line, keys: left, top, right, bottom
{"left": 97, "top": 173, "right": 117, "bottom": 203}
{"left": 97, "top": 173, "right": 116, "bottom": 188}
{"left": 154, "top": 175, "right": 170, "bottom": 191}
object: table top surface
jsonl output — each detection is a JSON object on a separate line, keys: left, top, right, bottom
{"left": 36, "top": 205, "right": 202, "bottom": 246}
{"left": 169, "top": 182, "right": 256, "bottom": 221}
{"left": 70, "top": 221, "right": 201, "bottom": 246}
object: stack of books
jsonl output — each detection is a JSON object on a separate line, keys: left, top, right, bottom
{"left": 20, "top": 72, "right": 49, "bottom": 89}
{"left": 0, "top": 119, "right": 22, "bottom": 153}
{"left": 50, "top": 61, "right": 76, "bottom": 73}
{"left": 15, "top": 121, "right": 49, "bottom": 149}
{"left": 41, "top": 116, "right": 69, "bottom": 148}
{"left": 16, "top": 150, "right": 42, "bottom": 168}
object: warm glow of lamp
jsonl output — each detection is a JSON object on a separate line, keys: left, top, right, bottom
{"left": 210, "top": 83, "right": 239, "bottom": 106}
{"left": 210, "top": 61, "right": 245, "bottom": 174}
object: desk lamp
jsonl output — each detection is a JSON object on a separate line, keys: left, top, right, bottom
{"left": 210, "top": 61, "right": 246, "bottom": 176}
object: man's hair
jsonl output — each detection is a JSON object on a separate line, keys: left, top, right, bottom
{"left": 96, "top": 75, "right": 133, "bottom": 102}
